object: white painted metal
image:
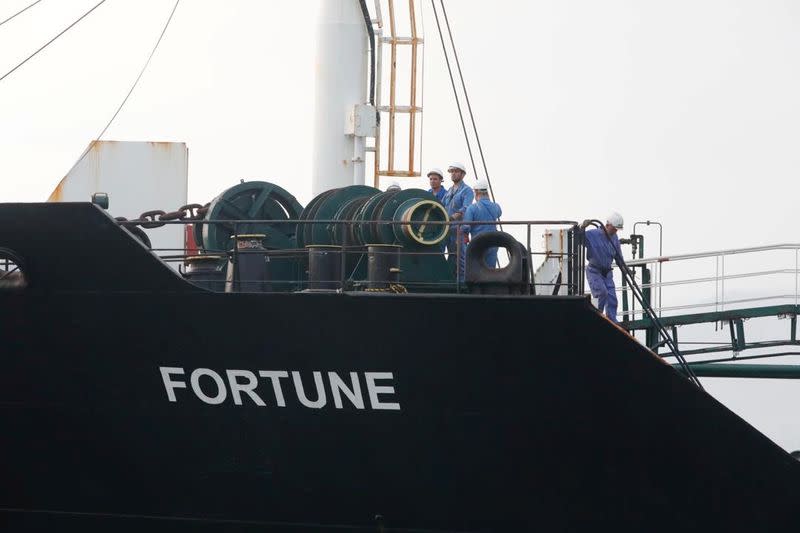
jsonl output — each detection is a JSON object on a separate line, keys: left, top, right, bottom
{"left": 533, "top": 228, "right": 570, "bottom": 295}
{"left": 372, "top": 0, "right": 383, "bottom": 188}
{"left": 48, "top": 140, "right": 188, "bottom": 256}
{"left": 312, "top": 0, "right": 369, "bottom": 195}
{"left": 346, "top": 103, "right": 377, "bottom": 137}
{"left": 353, "top": 135, "right": 367, "bottom": 186}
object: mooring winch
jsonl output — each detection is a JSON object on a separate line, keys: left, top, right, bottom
{"left": 186, "top": 182, "right": 458, "bottom": 291}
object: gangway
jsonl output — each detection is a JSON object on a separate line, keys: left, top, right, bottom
{"left": 617, "top": 243, "right": 800, "bottom": 378}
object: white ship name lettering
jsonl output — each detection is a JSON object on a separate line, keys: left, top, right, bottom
{"left": 159, "top": 367, "right": 401, "bottom": 411}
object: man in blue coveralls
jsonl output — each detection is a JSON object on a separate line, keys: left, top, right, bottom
{"left": 584, "top": 212, "right": 626, "bottom": 323}
{"left": 462, "top": 179, "right": 502, "bottom": 269}
{"left": 442, "top": 162, "right": 474, "bottom": 281}
{"left": 427, "top": 168, "right": 447, "bottom": 201}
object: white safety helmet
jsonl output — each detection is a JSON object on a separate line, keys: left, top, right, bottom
{"left": 473, "top": 178, "right": 489, "bottom": 191}
{"left": 607, "top": 212, "right": 624, "bottom": 229}
{"left": 426, "top": 168, "right": 444, "bottom": 179}
{"left": 387, "top": 181, "right": 401, "bottom": 191}
{"left": 447, "top": 162, "right": 467, "bottom": 174}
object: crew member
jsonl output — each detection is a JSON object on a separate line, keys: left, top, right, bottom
{"left": 386, "top": 181, "right": 401, "bottom": 191}
{"left": 584, "top": 212, "right": 626, "bottom": 323}
{"left": 427, "top": 168, "right": 447, "bottom": 201}
{"left": 442, "top": 162, "right": 474, "bottom": 280}
{"left": 462, "top": 179, "right": 502, "bottom": 268}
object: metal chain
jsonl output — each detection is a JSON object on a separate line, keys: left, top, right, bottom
{"left": 364, "top": 284, "right": 408, "bottom": 293}
{"left": 119, "top": 203, "right": 208, "bottom": 228}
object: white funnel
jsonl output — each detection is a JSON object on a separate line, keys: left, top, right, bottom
{"left": 311, "top": 0, "right": 369, "bottom": 196}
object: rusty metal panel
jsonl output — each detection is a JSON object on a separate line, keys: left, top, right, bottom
{"left": 48, "top": 141, "right": 188, "bottom": 256}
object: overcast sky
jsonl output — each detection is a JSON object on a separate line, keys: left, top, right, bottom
{"left": 2, "top": 0, "right": 800, "bottom": 450}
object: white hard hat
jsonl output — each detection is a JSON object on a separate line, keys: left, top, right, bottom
{"left": 473, "top": 178, "right": 489, "bottom": 191}
{"left": 426, "top": 168, "right": 444, "bottom": 178}
{"left": 447, "top": 162, "right": 467, "bottom": 173}
{"left": 387, "top": 181, "right": 401, "bottom": 191}
{"left": 607, "top": 212, "right": 624, "bottom": 229}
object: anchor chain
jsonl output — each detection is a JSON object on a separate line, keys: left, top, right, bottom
{"left": 117, "top": 203, "right": 208, "bottom": 228}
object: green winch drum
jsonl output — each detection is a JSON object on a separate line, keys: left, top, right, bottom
{"left": 295, "top": 188, "right": 337, "bottom": 249}
{"left": 192, "top": 183, "right": 455, "bottom": 290}
{"left": 331, "top": 196, "right": 373, "bottom": 246}
{"left": 353, "top": 190, "right": 399, "bottom": 245}
{"left": 296, "top": 185, "right": 379, "bottom": 247}
{"left": 198, "top": 181, "right": 303, "bottom": 252}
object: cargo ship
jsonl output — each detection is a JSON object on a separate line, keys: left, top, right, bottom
{"left": 1, "top": 1, "right": 799, "bottom": 531}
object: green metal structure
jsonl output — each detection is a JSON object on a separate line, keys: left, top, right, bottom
{"left": 195, "top": 182, "right": 455, "bottom": 292}
{"left": 617, "top": 234, "right": 800, "bottom": 380}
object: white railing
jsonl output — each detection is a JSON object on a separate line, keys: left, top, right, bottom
{"left": 617, "top": 243, "right": 800, "bottom": 319}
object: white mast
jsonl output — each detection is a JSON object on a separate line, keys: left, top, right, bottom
{"left": 311, "top": 0, "right": 372, "bottom": 196}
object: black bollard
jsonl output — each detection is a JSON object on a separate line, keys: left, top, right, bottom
{"left": 307, "top": 245, "right": 342, "bottom": 290}
{"left": 226, "top": 234, "right": 271, "bottom": 293}
{"left": 183, "top": 255, "right": 226, "bottom": 291}
{"left": 367, "top": 244, "right": 401, "bottom": 289}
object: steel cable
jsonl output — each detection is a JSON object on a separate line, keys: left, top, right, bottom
{"left": 429, "top": 0, "right": 477, "bottom": 185}
{"left": 64, "top": 0, "right": 181, "bottom": 177}
{"left": 92, "top": 0, "right": 180, "bottom": 142}
{"left": 0, "top": 0, "right": 107, "bottom": 84}
{"left": 438, "top": 0, "right": 495, "bottom": 203}
{"left": 430, "top": 1, "right": 506, "bottom": 263}
{"left": 0, "top": 0, "right": 44, "bottom": 29}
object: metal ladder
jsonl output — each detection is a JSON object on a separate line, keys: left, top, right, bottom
{"left": 369, "top": 0, "right": 424, "bottom": 186}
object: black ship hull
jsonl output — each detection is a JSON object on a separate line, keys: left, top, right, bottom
{"left": 1, "top": 204, "right": 799, "bottom": 531}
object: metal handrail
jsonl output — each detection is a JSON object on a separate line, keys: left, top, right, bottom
{"left": 123, "top": 218, "right": 585, "bottom": 295}
{"left": 625, "top": 268, "right": 800, "bottom": 291}
{"left": 617, "top": 242, "right": 800, "bottom": 319}
{"left": 628, "top": 243, "right": 800, "bottom": 267}
{"left": 620, "top": 294, "right": 799, "bottom": 317}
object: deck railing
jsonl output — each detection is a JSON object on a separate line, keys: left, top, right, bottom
{"left": 619, "top": 243, "right": 800, "bottom": 320}
{"left": 125, "top": 219, "right": 585, "bottom": 295}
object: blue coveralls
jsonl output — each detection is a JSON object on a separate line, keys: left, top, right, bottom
{"left": 462, "top": 198, "right": 502, "bottom": 269}
{"left": 442, "top": 182, "right": 474, "bottom": 281}
{"left": 428, "top": 187, "right": 448, "bottom": 252}
{"left": 428, "top": 186, "right": 447, "bottom": 202}
{"left": 584, "top": 228, "right": 625, "bottom": 323}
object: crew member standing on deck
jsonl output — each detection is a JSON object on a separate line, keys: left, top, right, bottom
{"left": 442, "top": 162, "right": 474, "bottom": 281}
{"left": 462, "top": 179, "right": 502, "bottom": 268}
{"left": 427, "top": 168, "right": 447, "bottom": 201}
{"left": 584, "top": 212, "right": 626, "bottom": 323}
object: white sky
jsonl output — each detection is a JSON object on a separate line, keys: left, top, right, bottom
{"left": 2, "top": 0, "right": 800, "bottom": 449}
